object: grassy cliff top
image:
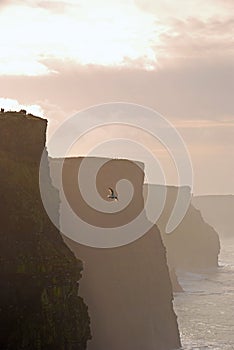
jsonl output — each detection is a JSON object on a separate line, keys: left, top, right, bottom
{"left": 0, "top": 109, "right": 46, "bottom": 122}
{"left": 0, "top": 110, "right": 47, "bottom": 161}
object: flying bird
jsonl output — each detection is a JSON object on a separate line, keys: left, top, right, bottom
{"left": 107, "top": 187, "right": 118, "bottom": 201}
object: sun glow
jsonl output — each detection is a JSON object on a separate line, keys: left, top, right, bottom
{"left": 0, "top": 1, "right": 166, "bottom": 76}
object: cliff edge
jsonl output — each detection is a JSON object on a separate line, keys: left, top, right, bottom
{"left": 50, "top": 157, "right": 181, "bottom": 350}
{"left": 144, "top": 185, "right": 220, "bottom": 276}
{"left": 0, "top": 111, "right": 91, "bottom": 349}
{"left": 192, "top": 195, "right": 234, "bottom": 240}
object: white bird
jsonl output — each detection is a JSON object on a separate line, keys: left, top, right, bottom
{"left": 107, "top": 187, "right": 118, "bottom": 201}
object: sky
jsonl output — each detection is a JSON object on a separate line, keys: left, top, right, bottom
{"left": 0, "top": 0, "right": 233, "bottom": 194}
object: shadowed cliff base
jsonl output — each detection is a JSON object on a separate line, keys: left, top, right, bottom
{"left": 0, "top": 112, "right": 91, "bottom": 349}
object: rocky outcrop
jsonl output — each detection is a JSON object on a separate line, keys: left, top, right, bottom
{"left": 0, "top": 112, "right": 91, "bottom": 350}
{"left": 50, "top": 157, "right": 181, "bottom": 350}
{"left": 144, "top": 185, "right": 220, "bottom": 276}
{"left": 192, "top": 195, "right": 234, "bottom": 240}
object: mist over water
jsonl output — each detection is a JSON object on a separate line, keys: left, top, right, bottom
{"left": 174, "top": 239, "right": 234, "bottom": 350}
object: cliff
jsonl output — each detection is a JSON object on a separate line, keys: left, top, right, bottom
{"left": 50, "top": 157, "right": 181, "bottom": 350}
{"left": 169, "top": 269, "right": 183, "bottom": 293}
{"left": 0, "top": 111, "right": 91, "bottom": 349}
{"left": 192, "top": 195, "right": 234, "bottom": 240}
{"left": 144, "top": 185, "right": 220, "bottom": 275}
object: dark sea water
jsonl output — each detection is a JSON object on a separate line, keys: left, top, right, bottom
{"left": 173, "top": 239, "right": 234, "bottom": 350}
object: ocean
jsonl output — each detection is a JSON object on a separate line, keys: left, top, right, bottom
{"left": 173, "top": 239, "right": 234, "bottom": 350}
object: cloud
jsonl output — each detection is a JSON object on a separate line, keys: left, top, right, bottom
{"left": 173, "top": 119, "right": 234, "bottom": 129}
{"left": 135, "top": 0, "right": 233, "bottom": 19}
{"left": 156, "top": 17, "right": 234, "bottom": 61}
{"left": 0, "top": 0, "right": 73, "bottom": 13}
{"left": 9, "top": 55, "right": 233, "bottom": 120}
{"left": 1, "top": 0, "right": 233, "bottom": 76}
{"left": 0, "top": 97, "right": 44, "bottom": 116}
{"left": 0, "top": 0, "right": 162, "bottom": 75}
{"left": 36, "top": 1, "right": 74, "bottom": 13}
{"left": 214, "top": 0, "right": 234, "bottom": 9}
{"left": 0, "top": 0, "right": 10, "bottom": 7}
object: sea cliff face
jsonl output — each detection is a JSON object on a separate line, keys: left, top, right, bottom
{"left": 50, "top": 157, "right": 181, "bottom": 350}
{"left": 0, "top": 112, "right": 91, "bottom": 349}
{"left": 192, "top": 195, "right": 234, "bottom": 240}
{"left": 144, "top": 185, "right": 220, "bottom": 275}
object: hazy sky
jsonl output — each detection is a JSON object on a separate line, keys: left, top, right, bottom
{"left": 0, "top": 0, "right": 233, "bottom": 194}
